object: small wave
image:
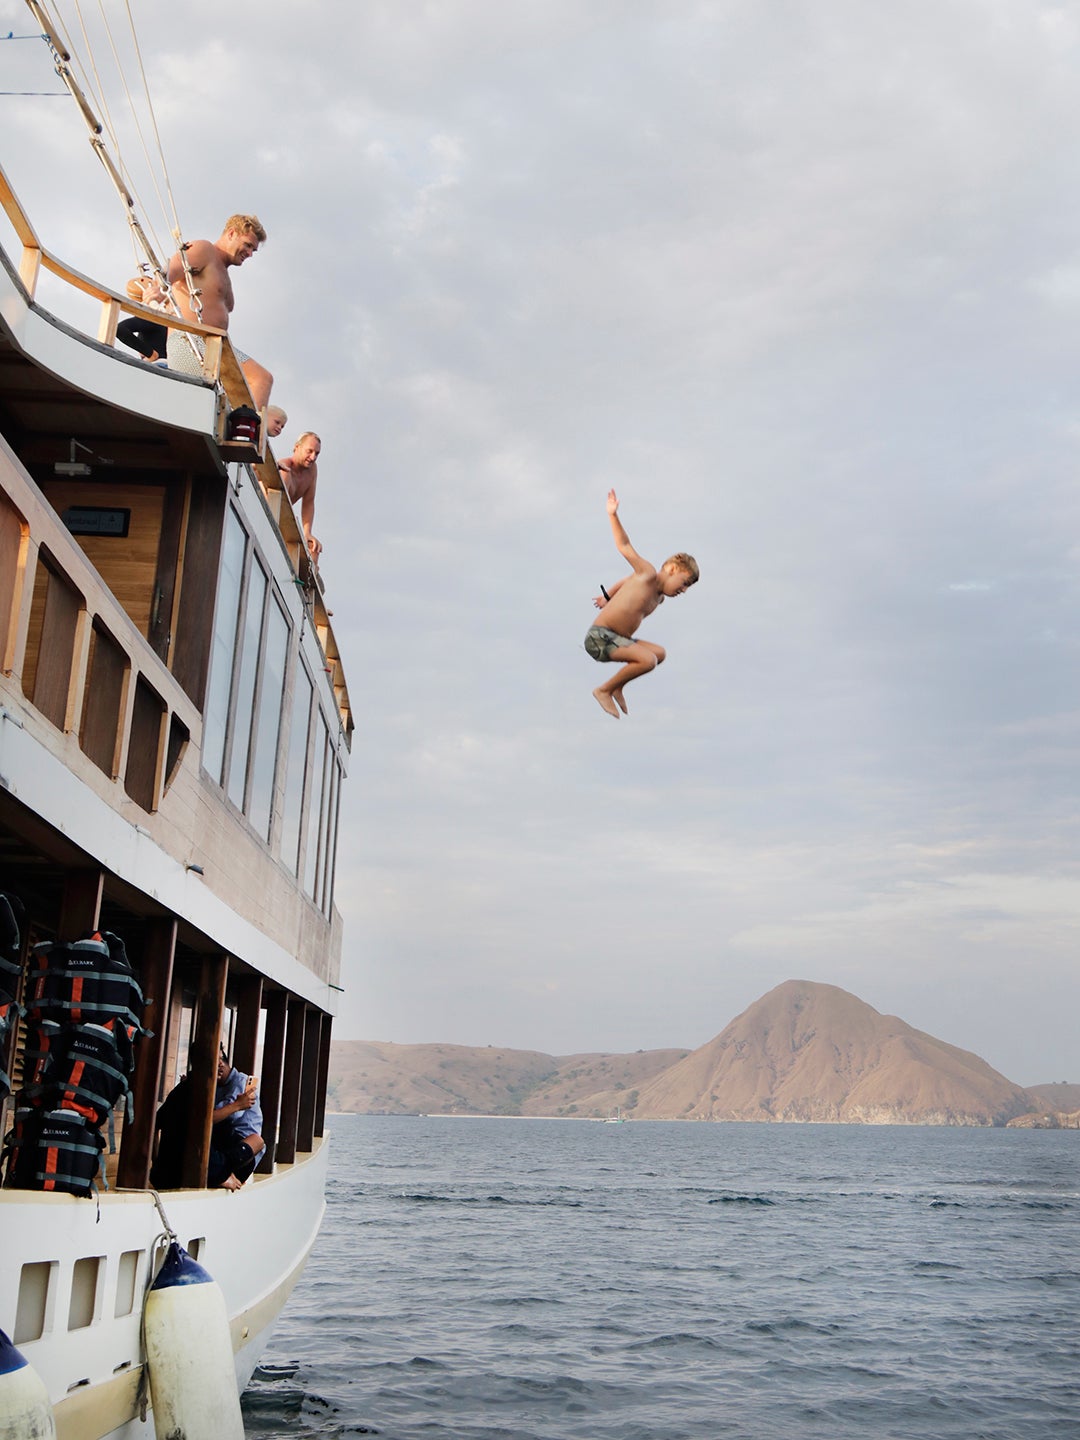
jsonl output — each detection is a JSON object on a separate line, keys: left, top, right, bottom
{"left": 911, "top": 1260, "right": 963, "bottom": 1272}
{"left": 396, "top": 1190, "right": 583, "bottom": 1208}
{"left": 746, "top": 1318, "right": 841, "bottom": 1337}
{"left": 707, "top": 1192, "right": 775, "bottom": 1206}
{"left": 627, "top": 1330, "right": 723, "bottom": 1352}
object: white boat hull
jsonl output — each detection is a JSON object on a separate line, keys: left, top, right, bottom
{"left": 0, "top": 1138, "right": 328, "bottom": 1440}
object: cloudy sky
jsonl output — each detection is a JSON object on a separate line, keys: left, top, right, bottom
{"left": 3, "top": 1, "right": 1080, "bottom": 1085}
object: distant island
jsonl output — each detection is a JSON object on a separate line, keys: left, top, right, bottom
{"left": 328, "top": 979, "right": 1080, "bottom": 1128}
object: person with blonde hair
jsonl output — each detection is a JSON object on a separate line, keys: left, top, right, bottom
{"left": 279, "top": 432, "right": 322, "bottom": 562}
{"left": 165, "top": 214, "right": 273, "bottom": 409}
{"left": 585, "top": 490, "right": 699, "bottom": 717}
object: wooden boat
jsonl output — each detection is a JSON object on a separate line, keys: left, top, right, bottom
{"left": 0, "top": 151, "right": 351, "bottom": 1437}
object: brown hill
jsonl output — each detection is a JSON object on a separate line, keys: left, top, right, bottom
{"left": 633, "top": 980, "right": 1033, "bottom": 1125}
{"left": 326, "top": 1040, "right": 686, "bottom": 1117}
{"left": 1024, "top": 1082, "right": 1080, "bottom": 1113}
{"left": 328, "top": 981, "right": 1057, "bottom": 1126}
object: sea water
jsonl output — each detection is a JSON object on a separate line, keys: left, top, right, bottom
{"left": 241, "top": 1114, "right": 1079, "bottom": 1438}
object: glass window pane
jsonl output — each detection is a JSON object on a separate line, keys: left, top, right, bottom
{"left": 280, "top": 664, "right": 312, "bottom": 876}
{"left": 303, "top": 722, "right": 327, "bottom": 898}
{"left": 322, "top": 756, "right": 340, "bottom": 918}
{"left": 248, "top": 599, "right": 289, "bottom": 840}
{"left": 313, "top": 722, "right": 334, "bottom": 908}
{"left": 202, "top": 510, "right": 246, "bottom": 784}
{"left": 226, "top": 562, "right": 267, "bottom": 808}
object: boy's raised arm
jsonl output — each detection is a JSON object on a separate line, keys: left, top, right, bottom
{"left": 606, "top": 489, "right": 652, "bottom": 574}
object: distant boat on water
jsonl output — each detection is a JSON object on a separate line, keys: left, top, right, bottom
{"left": 605, "top": 1108, "right": 626, "bottom": 1124}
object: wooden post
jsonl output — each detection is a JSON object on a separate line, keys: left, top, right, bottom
{"left": 232, "top": 974, "right": 262, "bottom": 1076}
{"left": 58, "top": 869, "right": 103, "bottom": 937}
{"left": 275, "top": 998, "right": 306, "bottom": 1165}
{"left": 314, "top": 1012, "right": 332, "bottom": 1139}
{"left": 297, "top": 1006, "right": 321, "bottom": 1152}
{"left": 256, "top": 989, "right": 287, "bottom": 1174}
{"left": 116, "top": 916, "right": 175, "bottom": 1189}
{"left": 180, "top": 953, "right": 228, "bottom": 1188}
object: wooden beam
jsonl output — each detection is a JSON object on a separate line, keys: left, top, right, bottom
{"left": 58, "top": 869, "right": 103, "bottom": 937}
{"left": 297, "top": 1006, "right": 321, "bottom": 1153}
{"left": 180, "top": 953, "right": 227, "bottom": 1188}
{"left": 314, "top": 1012, "right": 332, "bottom": 1139}
{"left": 116, "top": 916, "right": 175, "bottom": 1189}
{"left": 275, "top": 998, "right": 306, "bottom": 1166}
{"left": 232, "top": 973, "right": 262, "bottom": 1076}
{"left": 256, "top": 989, "right": 287, "bottom": 1174}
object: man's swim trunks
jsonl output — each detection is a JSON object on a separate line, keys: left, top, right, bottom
{"left": 166, "top": 330, "right": 252, "bottom": 379}
{"left": 584, "top": 626, "right": 634, "bottom": 662}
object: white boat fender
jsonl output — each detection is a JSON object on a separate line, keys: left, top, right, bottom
{"left": 0, "top": 1328, "right": 57, "bottom": 1440}
{"left": 143, "top": 1241, "right": 245, "bottom": 1440}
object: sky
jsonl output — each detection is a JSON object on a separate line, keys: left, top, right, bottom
{"left": 2, "top": 1, "right": 1080, "bottom": 1085}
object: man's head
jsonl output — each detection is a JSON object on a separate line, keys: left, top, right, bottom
{"left": 293, "top": 432, "right": 321, "bottom": 469}
{"left": 221, "top": 214, "right": 266, "bottom": 265}
{"left": 217, "top": 1045, "right": 231, "bottom": 1082}
{"left": 267, "top": 405, "right": 288, "bottom": 438}
{"left": 660, "top": 554, "right": 699, "bottom": 597}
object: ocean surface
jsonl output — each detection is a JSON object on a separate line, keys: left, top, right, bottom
{"left": 241, "top": 1114, "right": 1079, "bottom": 1439}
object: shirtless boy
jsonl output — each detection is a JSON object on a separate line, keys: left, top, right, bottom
{"left": 279, "top": 432, "right": 322, "bottom": 562}
{"left": 585, "top": 489, "right": 699, "bottom": 717}
{"left": 166, "top": 214, "right": 273, "bottom": 408}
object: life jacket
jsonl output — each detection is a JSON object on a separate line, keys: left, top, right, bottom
{"left": 25, "top": 931, "right": 144, "bottom": 1032}
{"left": 24, "top": 1020, "right": 134, "bottom": 1125}
{"left": 2, "top": 1104, "right": 106, "bottom": 1196}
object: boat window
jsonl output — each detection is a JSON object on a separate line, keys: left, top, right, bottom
{"left": 320, "top": 749, "right": 341, "bottom": 918}
{"left": 226, "top": 559, "right": 268, "bottom": 809}
{"left": 114, "top": 1251, "right": 143, "bottom": 1319}
{"left": 248, "top": 595, "right": 289, "bottom": 841}
{"left": 68, "top": 1255, "right": 103, "bottom": 1330}
{"left": 203, "top": 507, "right": 247, "bottom": 784}
{"left": 280, "top": 660, "right": 313, "bottom": 876}
{"left": 303, "top": 719, "right": 329, "bottom": 899}
{"left": 15, "top": 1260, "right": 56, "bottom": 1344}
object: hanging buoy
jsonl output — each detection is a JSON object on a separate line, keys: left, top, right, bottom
{"left": 0, "top": 1328, "right": 57, "bottom": 1440}
{"left": 143, "top": 1242, "right": 244, "bottom": 1440}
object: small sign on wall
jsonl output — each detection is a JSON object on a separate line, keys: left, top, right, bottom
{"left": 62, "top": 507, "right": 131, "bottom": 538}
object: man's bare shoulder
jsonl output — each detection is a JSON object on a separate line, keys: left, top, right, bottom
{"left": 182, "top": 239, "right": 223, "bottom": 273}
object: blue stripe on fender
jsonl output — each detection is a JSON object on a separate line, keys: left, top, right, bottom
{"left": 0, "top": 1328, "right": 29, "bottom": 1376}
{"left": 150, "top": 1240, "right": 215, "bottom": 1291}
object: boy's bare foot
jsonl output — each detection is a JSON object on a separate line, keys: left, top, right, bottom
{"left": 593, "top": 688, "right": 620, "bottom": 718}
{"left": 221, "top": 1174, "right": 243, "bottom": 1192}
{"left": 613, "top": 688, "right": 628, "bottom": 714}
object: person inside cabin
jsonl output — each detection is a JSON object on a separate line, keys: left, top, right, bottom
{"left": 116, "top": 274, "right": 170, "bottom": 363}
{"left": 165, "top": 214, "right": 274, "bottom": 412}
{"left": 266, "top": 404, "right": 288, "bottom": 439}
{"left": 211, "top": 1047, "right": 265, "bottom": 1192}
{"left": 149, "top": 1046, "right": 265, "bottom": 1191}
{"left": 279, "top": 431, "right": 322, "bottom": 563}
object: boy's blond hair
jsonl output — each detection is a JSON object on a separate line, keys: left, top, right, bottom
{"left": 664, "top": 553, "right": 699, "bottom": 584}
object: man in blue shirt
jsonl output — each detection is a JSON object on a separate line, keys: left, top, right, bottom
{"left": 211, "top": 1047, "right": 265, "bottom": 1190}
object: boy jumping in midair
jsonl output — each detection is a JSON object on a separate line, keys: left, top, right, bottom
{"left": 585, "top": 490, "right": 699, "bottom": 717}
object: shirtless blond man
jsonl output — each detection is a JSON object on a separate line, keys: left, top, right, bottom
{"left": 166, "top": 214, "right": 273, "bottom": 409}
{"left": 279, "top": 432, "right": 321, "bottom": 562}
{"left": 585, "top": 490, "right": 699, "bottom": 717}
